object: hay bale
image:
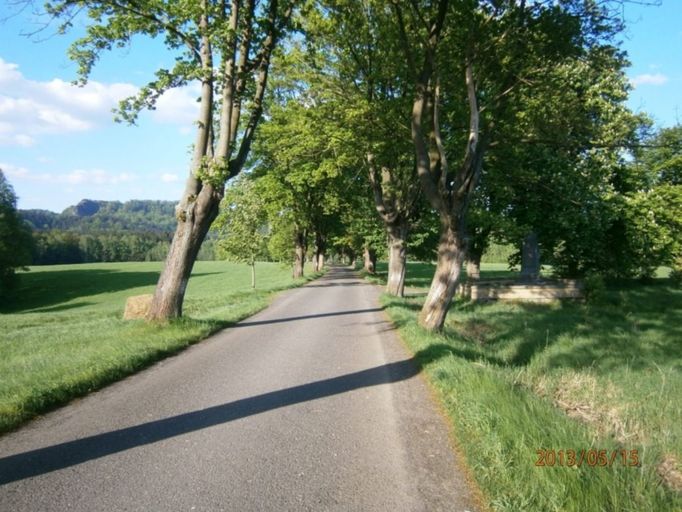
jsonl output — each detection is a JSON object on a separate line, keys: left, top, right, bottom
{"left": 123, "top": 294, "right": 153, "bottom": 320}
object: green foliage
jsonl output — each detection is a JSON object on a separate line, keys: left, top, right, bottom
{"left": 470, "top": 36, "right": 650, "bottom": 278}
{"left": 253, "top": 49, "right": 357, "bottom": 259}
{"left": 0, "top": 170, "right": 32, "bottom": 299}
{"left": 623, "top": 183, "right": 682, "bottom": 277}
{"left": 638, "top": 125, "right": 682, "bottom": 186}
{"left": 481, "top": 243, "right": 515, "bottom": 265}
{"left": 214, "top": 176, "right": 269, "bottom": 266}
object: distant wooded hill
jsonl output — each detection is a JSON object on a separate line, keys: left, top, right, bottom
{"left": 18, "top": 199, "right": 215, "bottom": 265}
{"left": 20, "top": 199, "right": 177, "bottom": 233}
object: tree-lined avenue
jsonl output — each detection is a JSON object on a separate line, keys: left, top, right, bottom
{"left": 0, "top": 267, "right": 477, "bottom": 511}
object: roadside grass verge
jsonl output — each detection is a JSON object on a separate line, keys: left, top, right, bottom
{"left": 0, "top": 261, "right": 321, "bottom": 434}
{"left": 372, "top": 262, "right": 681, "bottom": 511}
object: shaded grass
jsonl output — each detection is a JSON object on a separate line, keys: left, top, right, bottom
{"left": 0, "top": 261, "right": 321, "bottom": 433}
{"left": 373, "top": 262, "right": 681, "bottom": 511}
{"left": 363, "top": 261, "right": 526, "bottom": 289}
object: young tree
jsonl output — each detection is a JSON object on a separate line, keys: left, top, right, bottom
{"left": 47, "top": 0, "right": 295, "bottom": 320}
{"left": 0, "top": 170, "right": 32, "bottom": 299}
{"left": 213, "top": 176, "right": 269, "bottom": 288}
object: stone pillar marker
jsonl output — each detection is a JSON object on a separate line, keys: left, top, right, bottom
{"left": 520, "top": 232, "right": 540, "bottom": 282}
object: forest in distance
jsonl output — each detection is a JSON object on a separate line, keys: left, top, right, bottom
{"left": 19, "top": 199, "right": 182, "bottom": 265}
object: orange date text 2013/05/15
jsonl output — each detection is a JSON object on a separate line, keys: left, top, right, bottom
{"left": 535, "top": 449, "right": 640, "bottom": 468}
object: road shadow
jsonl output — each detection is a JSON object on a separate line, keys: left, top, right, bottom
{"left": 234, "top": 308, "right": 384, "bottom": 328}
{"left": 0, "top": 355, "right": 434, "bottom": 485}
{"left": 304, "top": 266, "right": 365, "bottom": 288}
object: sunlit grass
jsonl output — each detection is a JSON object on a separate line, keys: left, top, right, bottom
{"left": 373, "top": 262, "right": 681, "bottom": 511}
{"left": 0, "top": 261, "right": 318, "bottom": 433}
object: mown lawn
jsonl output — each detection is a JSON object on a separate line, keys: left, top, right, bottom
{"left": 370, "top": 262, "right": 682, "bottom": 511}
{"left": 0, "top": 261, "right": 317, "bottom": 433}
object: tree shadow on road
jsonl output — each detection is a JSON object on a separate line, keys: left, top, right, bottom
{"left": 0, "top": 347, "right": 449, "bottom": 485}
{"left": 232, "top": 308, "right": 384, "bottom": 328}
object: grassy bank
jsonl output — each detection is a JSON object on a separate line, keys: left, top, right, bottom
{"left": 371, "top": 262, "right": 681, "bottom": 511}
{"left": 0, "top": 261, "right": 319, "bottom": 433}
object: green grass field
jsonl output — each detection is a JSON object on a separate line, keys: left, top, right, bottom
{"left": 369, "top": 262, "right": 682, "bottom": 511}
{"left": 0, "top": 261, "right": 316, "bottom": 433}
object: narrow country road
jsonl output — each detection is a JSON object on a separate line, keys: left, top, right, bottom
{"left": 0, "top": 267, "right": 477, "bottom": 511}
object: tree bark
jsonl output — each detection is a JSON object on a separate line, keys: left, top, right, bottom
{"left": 465, "top": 240, "right": 484, "bottom": 281}
{"left": 148, "top": 185, "right": 222, "bottom": 319}
{"left": 315, "top": 252, "right": 324, "bottom": 272}
{"left": 293, "top": 229, "right": 306, "bottom": 278}
{"left": 251, "top": 261, "right": 256, "bottom": 288}
{"left": 148, "top": 8, "right": 215, "bottom": 321}
{"left": 313, "top": 232, "right": 325, "bottom": 272}
{"left": 147, "top": 0, "right": 290, "bottom": 321}
{"left": 465, "top": 226, "right": 489, "bottom": 281}
{"left": 386, "top": 222, "right": 407, "bottom": 297}
{"left": 363, "top": 246, "right": 377, "bottom": 274}
{"left": 418, "top": 224, "right": 466, "bottom": 331}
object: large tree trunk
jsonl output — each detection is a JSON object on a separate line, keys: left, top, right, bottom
{"left": 363, "top": 246, "right": 377, "bottom": 274}
{"left": 313, "top": 232, "right": 325, "bottom": 272}
{"left": 148, "top": 10, "right": 215, "bottom": 321}
{"left": 386, "top": 222, "right": 408, "bottom": 297}
{"left": 148, "top": 185, "right": 222, "bottom": 320}
{"left": 314, "top": 252, "right": 324, "bottom": 272}
{"left": 293, "top": 229, "right": 306, "bottom": 278}
{"left": 146, "top": 0, "right": 289, "bottom": 321}
{"left": 418, "top": 224, "right": 466, "bottom": 331}
{"left": 466, "top": 241, "right": 484, "bottom": 281}
{"left": 466, "top": 226, "right": 489, "bottom": 281}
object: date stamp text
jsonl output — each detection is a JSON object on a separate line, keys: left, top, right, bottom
{"left": 535, "top": 449, "right": 639, "bottom": 468}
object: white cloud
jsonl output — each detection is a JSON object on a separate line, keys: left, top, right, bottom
{"left": 63, "top": 169, "right": 135, "bottom": 185}
{"left": 152, "top": 84, "right": 200, "bottom": 125}
{"left": 1, "top": 162, "right": 30, "bottom": 178}
{"left": 161, "top": 172, "right": 180, "bottom": 183}
{"left": 0, "top": 58, "right": 138, "bottom": 147}
{"left": 631, "top": 73, "right": 669, "bottom": 87}
{"left": 0, "top": 58, "right": 200, "bottom": 147}
{"left": 0, "top": 161, "right": 135, "bottom": 185}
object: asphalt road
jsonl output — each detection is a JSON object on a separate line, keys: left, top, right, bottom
{"left": 0, "top": 266, "right": 477, "bottom": 511}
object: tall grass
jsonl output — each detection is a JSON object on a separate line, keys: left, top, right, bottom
{"left": 372, "top": 262, "right": 681, "bottom": 511}
{"left": 0, "top": 261, "right": 318, "bottom": 433}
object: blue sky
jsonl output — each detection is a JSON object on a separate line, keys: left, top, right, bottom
{"left": 1, "top": 2, "right": 680, "bottom": 212}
